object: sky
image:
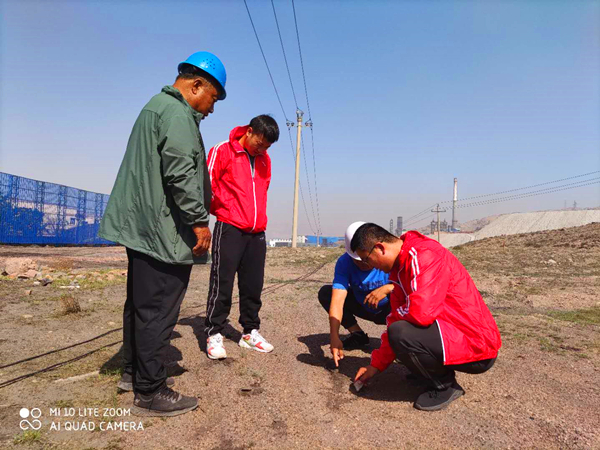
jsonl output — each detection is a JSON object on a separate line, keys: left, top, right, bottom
{"left": 1, "top": 0, "right": 599, "bottom": 238}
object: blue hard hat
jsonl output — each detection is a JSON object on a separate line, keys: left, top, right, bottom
{"left": 178, "top": 51, "right": 227, "bottom": 100}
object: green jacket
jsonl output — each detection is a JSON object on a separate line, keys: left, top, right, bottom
{"left": 99, "top": 86, "right": 211, "bottom": 265}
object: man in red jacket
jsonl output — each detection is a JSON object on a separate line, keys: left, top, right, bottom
{"left": 204, "top": 115, "right": 279, "bottom": 359}
{"left": 351, "top": 223, "right": 501, "bottom": 411}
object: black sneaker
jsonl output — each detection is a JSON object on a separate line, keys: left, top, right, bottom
{"left": 132, "top": 386, "right": 198, "bottom": 417}
{"left": 342, "top": 331, "right": 370, "bottom": 350}
{"left": 117, "top": 373, "right": 175, "bottom": 392}
{"left": 414, "top": 382, "right": 465, "bottom": 411}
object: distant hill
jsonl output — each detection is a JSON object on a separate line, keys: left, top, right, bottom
{"left": 425, "top": 209, "right": 600, "bottom": 248}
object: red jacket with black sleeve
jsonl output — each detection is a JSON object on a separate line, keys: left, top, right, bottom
{"left": 207, "top": 126, "right": 271, "bottom": 233}
{"left": 370, "top": 231, "right": 501, "bottom": 372}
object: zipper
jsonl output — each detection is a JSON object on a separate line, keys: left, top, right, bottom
{"left": 244, "top": 153, "right": 257, "bottom": 232}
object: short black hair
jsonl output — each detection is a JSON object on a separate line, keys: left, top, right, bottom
{"left": 249, "top": 115, "right": 279, "bottom": 143}
{"left": 351, "top": 223, "right": 397, "bottom": 254}
{"left": 176, "top": 63, "right": 224, "bottom": 98}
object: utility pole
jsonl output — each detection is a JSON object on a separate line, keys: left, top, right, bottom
{"left": 431, "top": 203, "right": 447, "bottom": 243}
{"left": 291, "top": 109, "right": 304, "bottom": 248}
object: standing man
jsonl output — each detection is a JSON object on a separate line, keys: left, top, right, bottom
{"left": 204, "top": 115, "right": 279, "bottom": 359}
{"left": 319, "top": 222, "right": 393, "bottom": 367}
{"left": 99, "top": 52, "right": 227, "bottom": 417}
{"left": 351, "top": 223, "right": 501, "bottom": 411}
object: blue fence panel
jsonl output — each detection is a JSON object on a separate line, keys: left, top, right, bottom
{"left": 0, "top": 172, "right": 115, "bottom": 245}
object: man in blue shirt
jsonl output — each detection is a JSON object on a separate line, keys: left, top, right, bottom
{"left": 319, "top": 222, "right": 394, "bottom": 367}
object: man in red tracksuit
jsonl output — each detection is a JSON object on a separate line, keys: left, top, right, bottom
{"left": 204, "top": 115, "right": 279, "bottom": 359}
{"left": 351, "top": 223, "right": 501, "bottom": 411}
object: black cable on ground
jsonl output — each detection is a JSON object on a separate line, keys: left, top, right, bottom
{"left": 0, "top": 258, "right": 335, "bottom": 389}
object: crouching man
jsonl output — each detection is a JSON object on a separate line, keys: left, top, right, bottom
{"left": 352, "top": 223, "right": 501, "bottom": 411}
{"left": 319, "top": 222, "right": 393, "bottom": 366}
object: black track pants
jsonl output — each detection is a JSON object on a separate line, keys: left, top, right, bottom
{"left": 205, "top": 221, "right": 266, "bottom": 336}
{"left": 318, "top": 285, "right": 390, "bottom": 329}
{"left": 387, "top": 320, "right": 496, "bottom": 390}
{"left": 122, "top": 248, "right": 192, "bottom": 395}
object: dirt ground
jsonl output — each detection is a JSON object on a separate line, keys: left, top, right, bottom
{"left": 1, "top": 224, "right": 599, "bottom": 449}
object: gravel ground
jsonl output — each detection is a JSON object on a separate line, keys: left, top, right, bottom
{"left": 1, "top": 224, "right": 599, "bottom": 449}
{"left": 436, "top": 210, "right": 600, "bottom": 248}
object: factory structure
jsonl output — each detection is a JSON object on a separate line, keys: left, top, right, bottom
{"left": 268, "top": 235, "right": 344, "bottom": 248}
{"left": 394, "top": 177, "right": 461, "bottom": 236}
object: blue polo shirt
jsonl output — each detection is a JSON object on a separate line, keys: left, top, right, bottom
{"left": 332, "top": 253, "right": 390, "bottom": 313}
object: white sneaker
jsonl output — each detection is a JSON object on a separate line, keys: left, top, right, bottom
{"left": 239, "top": 329, "right": 274, "bottom": 353}
{"left": 207, "top": 333, "right": 227, "bottom": 359}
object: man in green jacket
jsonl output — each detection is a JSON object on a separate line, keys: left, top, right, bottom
{"left": 99, "top": 51, "right": 227, "bottom": 417}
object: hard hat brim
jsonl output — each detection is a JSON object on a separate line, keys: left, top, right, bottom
{"left": 177, "top": 63, "right": 227, "bottom": 100}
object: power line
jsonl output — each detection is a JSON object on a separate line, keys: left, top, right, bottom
{"left": 243, "top": 0, "right": 289, "bottom": 121}
{"left": 0, "top": 259, "right": 336, "bottom": 388}
{"left": 404, "top": 212, "right": 437, "bottom": 228}
{"left": 442, "top": 170, "right": 600, "bottom": 204}
{"left": 271, "top": 0, "right": 298, "bottom": 108}
{"left": 404, "top": 203, "right": 438, "bottom": 223}
{"left": 454, "top": 179, "right": 600, "bottom": 210}
{"left": 300, "top": 132, "right": 319, "bottom": 233}
{"left": 291, "top": 0, "right": 312, "bottom": 120}
{"left": 286, "top": 127, "right": 317, "bottom": 234}
{"left": 307, "top": 125, "right": 322, "bottom": 235}
{"left": 290, "top": 0, "right": 322, "bottom": 236}
{"left": 405, "top": 171, "right": 600, "bottom": 226}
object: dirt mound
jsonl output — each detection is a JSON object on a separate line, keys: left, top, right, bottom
{"left": 458, "top": 222, "right": 600, "bottom": 251}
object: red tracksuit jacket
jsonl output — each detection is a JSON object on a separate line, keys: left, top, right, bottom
{"left": 370, "top": 231, "right": 501, "bottom": 372}
{"left": 207, "top": 126, "right": 271, "bottom": 233}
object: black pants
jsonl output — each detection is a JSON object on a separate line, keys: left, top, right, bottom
{"left": 388, "top": 320, "right": 496, "bottom": 390}
{"left": 123, "top": 248, "right": 192, "bottom": 395}
{"left": 318, "top": 285, "right": 390, "bottom": 329}
{"left": 205, "top": 221, "right": 266, "bottom": 336}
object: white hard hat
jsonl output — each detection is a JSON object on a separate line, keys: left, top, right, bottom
{"left": 345, "top": 221, "right": 366, "bottom": 260}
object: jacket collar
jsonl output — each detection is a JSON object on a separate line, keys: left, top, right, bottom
{"left": 229, "top": 125, "right": 268, "bottom": 156}
{"left": 161, "top": 85, "right": 205, "bottom": 125}
{"left": 398, "top": 231, "right": 425, "bottom": 268}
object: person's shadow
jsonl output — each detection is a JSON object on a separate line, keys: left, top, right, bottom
{"left": 296, "top": 333, "right": 420, "bottom": 403}
{"left": 100, "top": 331, "right": 187, "bottom": 378}
{"left": 178, "top": 315, "right": 242, "bottom": 354}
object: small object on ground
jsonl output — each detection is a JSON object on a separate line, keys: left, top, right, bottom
{"left": 342, "top": 331, "right": 369, "bottom": 350}
{"left": 33, "top": 281, "right": 41, "bottom": 286}
{"left": 239, "top": 329, "right": 274, "bottom": 353}
{"left": 40, "top": 278, "right": 53, "bottom": 286}
{"left": 24, "top": 289, "right": 33, "bottom": 296}
{"left": 132, "top": 387, "right": 198, "bottom": 417}
{"left": 325, "top": 360, "right": 339, "bottom": 372}
{"left": 207, "top": 333, "right": 227, "bottom": 359}
{"left": 22, "top": 314, "right": 33, "bottom": 319}
{"left": 414, "top": 382, "right": 465, "bottom": 411}
{"left": 55, "top": 370, "right": 100, "bottom": 384}
{"left": 353, "top": 380, "right": 365, "bottom": 392}
{"left": 18, "top": 269, "right": 38, "bottom": 279}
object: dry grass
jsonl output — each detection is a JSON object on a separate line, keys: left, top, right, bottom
{"left": 58, "top": 294, "right": 81, "bottom": 315}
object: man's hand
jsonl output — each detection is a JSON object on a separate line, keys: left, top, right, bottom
{"left": 364, "top": 284, "right": 394, "bottom": 309}
{"left": 354, "top": 365, "right": 380, "bottom": 384}
{"left": 192, "top": 224, "right": 211, "bottom": 256}
{"left": 330, "top": 335, "right": 344, "bottom": 367}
